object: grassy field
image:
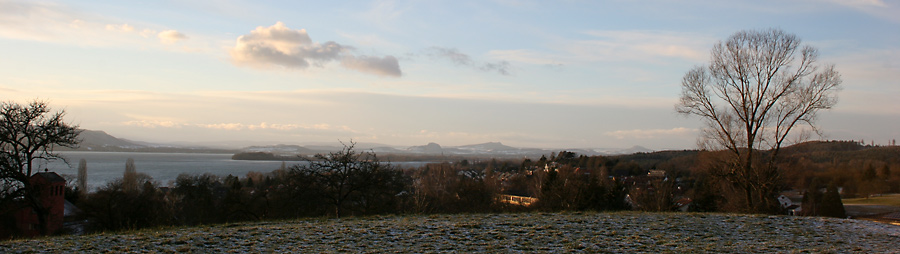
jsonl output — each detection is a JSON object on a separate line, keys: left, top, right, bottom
{"left": 2, "top": 212, "right": 899, "bottom": 253}
{"left": 843, "top": 194, "right": 900, "bottom": 207}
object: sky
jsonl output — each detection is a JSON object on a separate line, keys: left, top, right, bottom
{"left": 1, "top": 0, "right": 898, "bottom": 150}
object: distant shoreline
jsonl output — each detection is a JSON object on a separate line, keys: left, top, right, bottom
{"left": 229, "top": 151, "right": 524, "bottom": 162}
{"left": 59, "top": 146, "right": 241, "bottom": 154}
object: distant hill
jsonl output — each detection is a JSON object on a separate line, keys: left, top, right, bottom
{"left": 235, "top": 141, "right": 660, "bottom": 161}
{"left": 65, "top": 129, "right": 662, "bottom": 158}
{"left": 407, "top": 142, "right": 444, "bottom": 154}
{"left": 71, "top": 130, "right": 143, "bottom": 150}
{"left": 62, "top": 130, "right": 238, "bottom": 153}
{"left": 457, "top": 142, "right": 517, "bottom": 151}
{"left": 779, "top": 140, "right": 900, "bottom": 164}
{"left": 779, "top": 140, "right": 866, "bottom": 154}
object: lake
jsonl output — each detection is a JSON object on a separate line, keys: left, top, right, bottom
{"left": 43, "top": 152, "right": 429, "bottom": 191}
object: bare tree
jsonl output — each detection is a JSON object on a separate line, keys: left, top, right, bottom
{"left": 0, "top": 100, "right": 80, "bottom": 234}
{"left": 290, "top": 142, "right": 405, "bottom": 218}
{"left": 676, "top": 28, "right": 841, "bottom": 213}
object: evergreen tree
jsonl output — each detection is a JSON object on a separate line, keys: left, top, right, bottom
{"left": 77, "top": 159, "right": 88, "bottom": 196}
{"left": 123, "top": 158, "right": 138, "bottom": 192}
{"left": 800, "top": 178, "right": 823, "bottom": 216}
{"left": 820, "top": 183, "right": 846, "bottom": 218}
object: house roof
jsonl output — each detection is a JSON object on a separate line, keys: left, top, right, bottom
{"left": 64, "top": 200, "right": 81, "bottom": 217}
{"left": 674, "top": 198, "right": 692, "bottom": 207}
{"left": 32, "top": 172, "right": 66, "bottom": 183}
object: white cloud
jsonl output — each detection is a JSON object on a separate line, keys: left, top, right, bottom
{"left": 229, "top": 22, "right": 402, "bottom": 77}
{"left": 605, "top": 127, "right": 698, "bottom": 139}
{"left": 157, "top": 30, "right": 187, "bottom": 44}
{"left": 139, "top": 29, "right": 156, "bottom": 38}
{"left": 198, "top": 123, "right": 245, "bottom": 131}
{"left": 0, "top": 1, "right": 198, "bottom": 49}
{"left": 105, "top": 23, "right": 134, "bottom": 32}
{"left": 162, "top": 121, "right": 358, "bottom": 133}
{"left": 0, "top": 1, "right": 83, "bottom": 42}
{"left": 122, "top": 119, "right": 181, "bottom": 128}
{"left": 229, "top": 22, "right": 346, "bottom": 69}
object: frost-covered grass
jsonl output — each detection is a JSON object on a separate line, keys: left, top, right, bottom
{"left": 3, "top": 212, "right": 899, "bottom": 253}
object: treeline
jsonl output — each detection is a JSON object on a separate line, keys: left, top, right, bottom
{"left": 66, "top": 140, "right": 899, "bottom": 233}
{"left": 778, "top": 141, "right": 900, "bottom": 199}
{"left": 68, "top": 145, "right": 638, "bottom": 233}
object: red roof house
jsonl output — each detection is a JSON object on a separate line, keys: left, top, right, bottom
{"left": 0, "top": 172, "right": 67, "bottom": 238}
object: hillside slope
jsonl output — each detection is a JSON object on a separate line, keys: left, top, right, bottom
{"left": 3, "top": 212, "right": 898, "bottom": 253}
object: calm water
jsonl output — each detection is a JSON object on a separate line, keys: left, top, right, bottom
{"left": 43, "top": 152, "right": 428, "bottom": 191}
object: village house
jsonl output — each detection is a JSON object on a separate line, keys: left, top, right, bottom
{"left": 0, "top": 172, "right": 67, "bottom": 238}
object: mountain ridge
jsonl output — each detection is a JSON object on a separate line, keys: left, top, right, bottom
{"left": 69, "top": 129, "right": 655, "bottom": 156}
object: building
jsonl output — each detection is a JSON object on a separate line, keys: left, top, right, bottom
{"left": 0, "top": 172, "right": 67, "bottom": 238}
{"left": 498, "top": 194, "right": 538, "bottom": 207}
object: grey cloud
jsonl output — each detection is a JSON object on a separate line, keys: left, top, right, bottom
{"left": 426, "top": 47, "right": 512, "bottom": 75}
{"left": 480, "top": 61, "right": 511, "bottom": 75}
{"left": 429, "top": 47, "right": 473, "bottom": 65}
{"left": 230, "top": 22, "right": 400, "bottom": 77}
{"left": 341, "top": 55, "right": 402, "bottom": 77}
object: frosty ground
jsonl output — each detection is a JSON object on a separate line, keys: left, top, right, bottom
{"left": 3, "top": 212, "right": 899, "bottom": 253}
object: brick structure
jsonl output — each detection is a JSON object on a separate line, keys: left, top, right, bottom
{"left": 0, "top": 172, "right": 67, "bottom": 238}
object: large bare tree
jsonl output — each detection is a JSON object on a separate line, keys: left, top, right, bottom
{"left": 291, "top": 142, "right": 405, "bottom": 218}
{"left": 676, "top": 29, "right": 841, "bottom": 213}
{"left": 0, "top": 100, "right": 80, "bottom": 234}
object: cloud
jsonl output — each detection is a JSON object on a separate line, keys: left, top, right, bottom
{"left": 0, "top": 1, "right": 82, "bottom": 41}
{"left": 341, "top": 55, "right": 402, "bottom": 77}
{"left": 165, "top": 121, "right": 358, "bottom": 133}
{"left": 605, "top": 127, "right": 698, "bottom": 139}
{"left": 157, "top": 30, "right": 187, "bottom": 44}
{"left": 105, "top": 23, "right": 134, "bottom": 32}
{"left": 229, "top": 22, "right": 401, "bottom": 77}
{"left": 229, "top": 22, "right": 346, "bottom": 68}
{"left": 487, "top": 49, "right": 565, "bottom": 66}
{"left": 139, "top": 29, "right": 155, "bottom": 38}
{"left": 0, "top": 1, "right": 197, "bottom": 49}
{"left": 824, "top": 0, "right": 900, "bottom": 23}
{"left": 829, "top": 0, "right": 887, "bottom": 7}
{"left": 426, "top": 47, "right": 512, "bottom": 75}
{"left": 574, "top": 30, "right": 709, "bottom": 62}
{"left": 360, "top": 0, "right": 409, "bottom": 32}
{"left": 822, "top": 48, "right": 900, "bottom": 115}
{"left": 490, "top": 31, "right": 711, "bottom": 67}
{"left": 492, "top": 0, "right": 538, "bottom": 8}
{"left": 122, "top": 119, "right": 181, "bottom": 128}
